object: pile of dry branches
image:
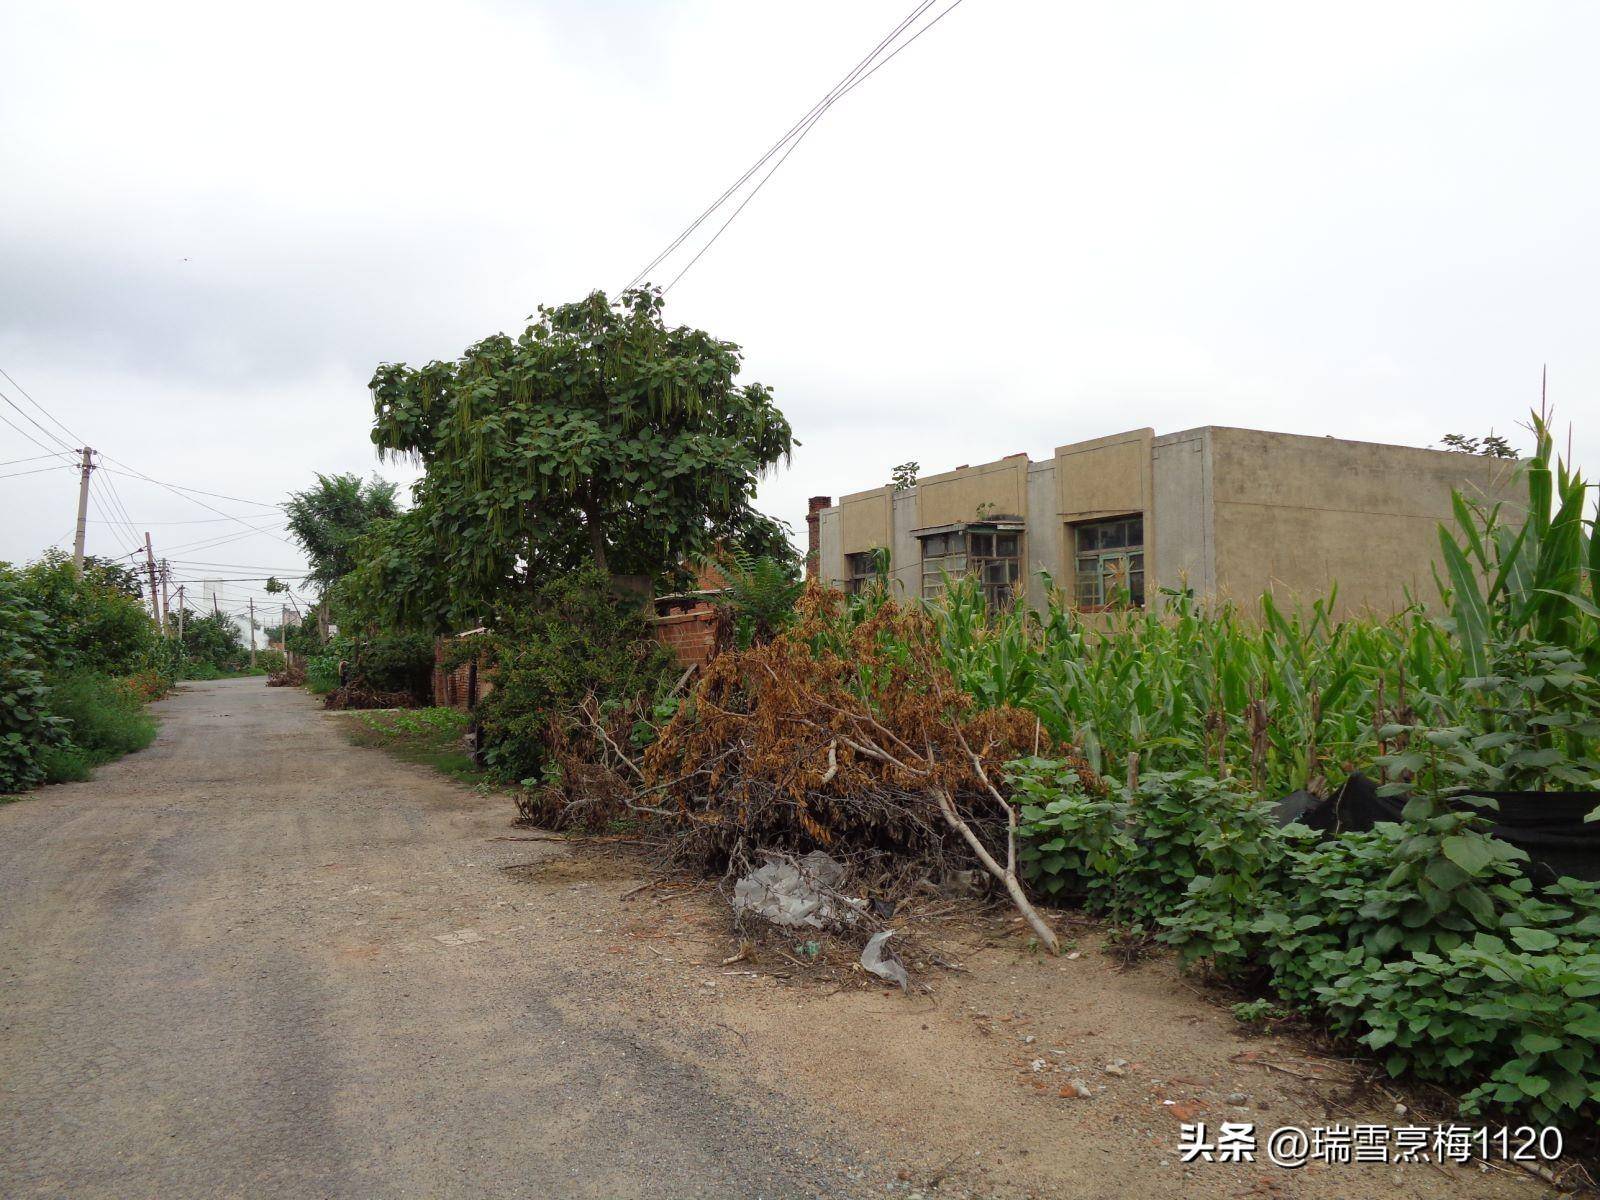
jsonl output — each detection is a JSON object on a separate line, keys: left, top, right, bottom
{"left": 265, "top": 664, "right": 306, "bottom": 687}
{"left": 639, "top": 586, "right": 1102, "bottom": 952}
{"left": 322, "top": 685, "right": 419, "bottom": 710}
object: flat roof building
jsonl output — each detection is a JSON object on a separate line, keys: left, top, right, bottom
{"left": 806, "top": 425, "right": 1521, "bottom": 618}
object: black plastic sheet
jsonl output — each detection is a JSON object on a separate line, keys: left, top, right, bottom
{"left": 1273, "top": 773, "right": 1600, "bottom": 884}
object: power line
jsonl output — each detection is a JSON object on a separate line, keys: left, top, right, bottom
{"left": 0, "top": 451, "right": 75, "bottom": 469}
{"left": 625, "top": 0, "right": 938, "bottom": 293}
{"left": 98, "top": 464, "right": 284, "bottom": 510}
{"left": 0, "top": 386, "right": 77, "bottom": 453}
{"left": 99, "top": 461, "right": 296, "bottom": 546}
{"left": 0, "top": 365, "right": 87, "bottom": 447}
{"left": 0, "top": 408, "right": 72, "bottom": 457}
{"left": 0, "top": 462, "right": 78, "bottom": 482}
{"left": 628, "top": 0, "right": 969, "bottom": 294}
{"left": 665, "top": 0, "right": 969, "bottom": 293}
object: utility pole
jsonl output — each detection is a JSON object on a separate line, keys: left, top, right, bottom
{"left": 143, "top": 533, "right": 160, "bottom": 624}
{"left": 248, "top": 597, "right": 257, "bottom": 668}
{"left": 159, "top": 561, "right": 171, "bottom": 635}
{"left": 213, "top": 591, "right": 220, "bottom": 617}
{"left": 71, "top": 447, "right": 94, "bottom": 575}
{"left": 176, "top": 586, "right": 186, "bottom": 644}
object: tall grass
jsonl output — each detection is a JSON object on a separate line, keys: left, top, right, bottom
{"left": 39, "top": 672, "right": 158, "bottom": 783}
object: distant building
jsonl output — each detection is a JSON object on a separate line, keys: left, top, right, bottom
{"left": 806, "top": 425, "right": 1520, "bottom": 617}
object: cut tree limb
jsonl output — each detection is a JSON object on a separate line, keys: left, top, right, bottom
{"left": 932, "top": 785, "right": 1060, "bottom": 955}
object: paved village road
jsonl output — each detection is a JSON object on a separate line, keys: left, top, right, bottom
{"left": 0, "top": 678, "right": 866, "bottom": 1200}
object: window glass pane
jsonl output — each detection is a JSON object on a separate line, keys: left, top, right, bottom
{"left": 970, "top": 533, "right": 992, "bottom": 557}
{"left": 996, "top": 533, "right": 1018, "bottom": 556}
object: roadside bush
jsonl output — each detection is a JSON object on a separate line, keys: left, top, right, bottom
{"left": 13, "top": 551, "right": 159, "bottom": 676}
{"left": 0, "top": 572, "right": 68, "bottom": 793}
{"left": 477, "top": 569, "right": 678, "bottom": 785}
{"left": 38, "top": 672, "right": 157, "bottom": 783}
{"left": 305, "top": 652, "right": 339, "bottom": 694}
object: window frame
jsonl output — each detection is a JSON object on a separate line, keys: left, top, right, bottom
{"left": 917, "top": 521, "right": 1023, "bottom": 608}
{"left": 844, "top": 551, "right": 882, "bottom": 595}
{"left": 1071, "top": 514, "right": 1145, "bottom": 611}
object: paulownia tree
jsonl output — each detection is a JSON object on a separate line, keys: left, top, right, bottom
{"left": 351, "top": 287, "right": 793, "bottom": 631}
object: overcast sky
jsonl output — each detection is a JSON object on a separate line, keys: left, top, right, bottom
{"left": 3, "top": 0, "right": 1597, "bottom": 621}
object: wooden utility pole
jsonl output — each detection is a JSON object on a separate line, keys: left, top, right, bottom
{"left": 248, "top": 597, "right": 257, "bottom": 668}
{"left": 159, "top": 561, "right": 171, "bottom": 634}
{"left": 143, "top": 533, "right": 160, "bottom": 624}
{"left": 71, "top": 447, "right": 94, "bottom": 575}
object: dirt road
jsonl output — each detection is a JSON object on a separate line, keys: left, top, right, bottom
{"left": 0, "top": 679, "right": 1542, "bottom": 1199}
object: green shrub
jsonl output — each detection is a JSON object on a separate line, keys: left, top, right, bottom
{"left": 0, "top": 571, "right": 69, "bottom": 793}
{"left": 475, "top": 569, "right": 678, "bottom": 783}
{"left": 43, "top": 672, "right": 157, "bottom": 780}
{"left": 306, "top": 652, "right": 339, "bottom": 694}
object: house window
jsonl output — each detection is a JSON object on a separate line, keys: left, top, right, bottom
{"left": 844, "top": 551, "right": 880, "bottom": 594}
{"left": 920, "top": 531, "right": 968, "bottom": 599}
{"left": 919, "top": 524, "right": 1022, "bottom": 608}
{"left": 1073, "top": 515, "right": 1144, "bottom": 609}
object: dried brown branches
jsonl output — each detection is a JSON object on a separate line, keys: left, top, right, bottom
{"left": 639, "top": 585, "right": 1096, "bottom": 950}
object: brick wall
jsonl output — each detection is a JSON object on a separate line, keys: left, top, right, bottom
{"left": 432, "top": 634, "right": 494, "bottom": 710}
{"left": 806, "top": 495, "right": 832, "bottom": 580}
{"left": 649, "top": 604, "right": 723, "bottom": 669}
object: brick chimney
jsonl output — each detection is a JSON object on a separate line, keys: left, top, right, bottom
{"left": 805, "top": 496, "right": 832, "bottom": 580}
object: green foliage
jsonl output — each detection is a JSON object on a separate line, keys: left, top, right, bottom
{"left": 1440, "top": 408, "right": 1597, "bottom": 674}
{"left": 719, "top": 551, "right": 803, "bottom": 648}
{"left": 1440, "top": 431, "right": 1519, "bottom": 459}
{"left": 933, "top": 576, "right": 1457, "bottom": 797}
{"left": 168, "top": 609, "right": 246, "bottom": 672}
{"left": 344, "top": 706, "right": 482, "bottom": 783}
{"left": 890, "top": 461, "right": 919, "bottom": 490}
{"left": 474, "top": 569, "right": 678, "bottom": 783}
{"left": 0, "top": 570, "right": 68, "bottom": 792}
{"left": 10, "top": 550, "right": 160, "bottom": 676}
{"left": 352, "top": 287, "right": 793, "bottom": 631}
{"left": 37, "top": 672, "right": 157, "bottom": 782}
{"left": 283, "top": 472, "right": 399, "bottom": 594}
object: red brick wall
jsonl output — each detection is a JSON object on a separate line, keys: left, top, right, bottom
{"left": 432, "top": 637, "right": 494, "bottom": 710}
{"left": 649, "top": 605, "right": 722, "bottom": 669}
{"left": 806, "top": 495, "right": 832, "bottom": 580}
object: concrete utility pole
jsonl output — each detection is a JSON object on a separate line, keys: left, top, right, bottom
{"left": 212, "top": 591, "right": 220, "bottom": 617}
{"left": 143, "top": 533, "right": 160, "bottom": 624}
{"left": 176, "top": 586, "right": 186, "bottom": 644}
{"left": 159, "top": 561, "right": 171, "bottom": 634}
{"left": 71, "top": 447, "right": 94, "bottom": 576}
{"left": 248, "top": 597, "right": 257, "bottom": 668}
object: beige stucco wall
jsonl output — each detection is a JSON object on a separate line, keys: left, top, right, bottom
{"left": 1208, "top": 427, "right": 1522, "bottom": 616}
{"left": 839, "top": 486, "right": 893, "bottom": 555}
{"left": 816, "top": 505, "right": 845, "bottom": 587}
{"left": 1024, "top": 460, "right": 1059, "bottom": 610}
{"left": 1056, "top": 428, "right": 1154, "bottom": 608}
{"left": 891, "top": 487, "right": 921, "bottom": 598}
{"left": 916, "top": 455, "right": 1030, "bottom": 529}
{"left": 1150, "top": 428, "right": 1213, "bottom": 604}
{"left": 1056, "top": 429, "right": 1153, "bottom": 519}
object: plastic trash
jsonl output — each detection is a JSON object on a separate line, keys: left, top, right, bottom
{"left": 732, "top": 851, "right": 853, "bottom": 929}
{"left": 859, "top": 929, "right": 909, "bottom": 989}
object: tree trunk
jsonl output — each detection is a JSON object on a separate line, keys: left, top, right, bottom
{"left": 581, "top": 498, "right": 609, "bottom": 573}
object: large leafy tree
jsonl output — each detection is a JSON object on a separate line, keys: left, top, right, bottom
{"left": 284, "top": 473, "right": 400, "bottom": 593}
{"left": 353, "top": 287, "right": 793, "bottom": 630}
